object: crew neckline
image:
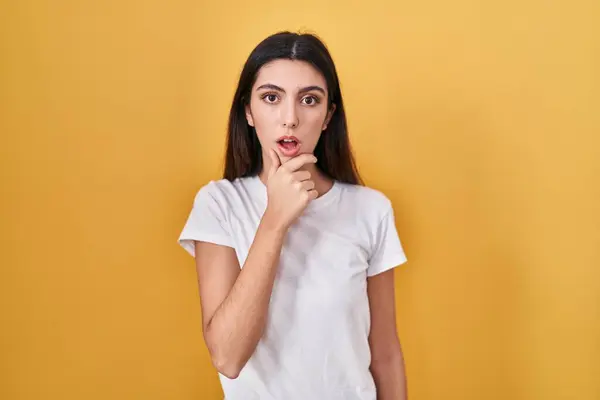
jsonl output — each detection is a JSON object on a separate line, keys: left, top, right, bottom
{"left": 246, "top": 174, "right": 341, "bottom": 212}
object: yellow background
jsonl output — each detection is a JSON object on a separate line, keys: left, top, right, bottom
{"left": 1, "top": 1, "right": 599, "bottom": 399}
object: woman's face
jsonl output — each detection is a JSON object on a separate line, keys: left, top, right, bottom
{"left": 245, "top": 59, "right": 335, "bottom": 165}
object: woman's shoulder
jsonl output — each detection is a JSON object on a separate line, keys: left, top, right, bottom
{"left": 336, "top": 182, "right": 394, "bottom": 210}
{"left": 334, "top": 182, "right": 398, "bottom": 227}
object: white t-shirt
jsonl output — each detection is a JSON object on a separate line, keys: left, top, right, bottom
{"left": 178, "top": 175, "right": 407, "bottom": 400}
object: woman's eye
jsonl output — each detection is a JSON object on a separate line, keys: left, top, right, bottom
{"left": 302, "top": 96, "right": 319, "bottom": 105}
{"left": 263, "top": 94, "right": 279, "bottom": 103}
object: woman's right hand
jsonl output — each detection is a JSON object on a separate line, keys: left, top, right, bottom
{"left": 263, "top": 149, "right": 318, "bottom": 231}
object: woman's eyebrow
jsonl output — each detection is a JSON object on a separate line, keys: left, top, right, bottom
{"left": 256, "top": 83, "right": 284, "bottom": 92}
{"left": 298, "top": 85, "right": 326, "bottom": 95}
{"left": 255, "top": 83, "right": 326, "bottom": 95}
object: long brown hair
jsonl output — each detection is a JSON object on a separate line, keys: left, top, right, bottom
{"left": 223, "top": 31, "right": 362, "bottom": 185}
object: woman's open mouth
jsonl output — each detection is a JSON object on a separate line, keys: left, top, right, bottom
{"left": 276, "top": 136, "right": 301, "bottom": 157}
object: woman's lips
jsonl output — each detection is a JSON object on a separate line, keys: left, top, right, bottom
{"left": 276, "top": 136, "right": 301, "bottom": 157}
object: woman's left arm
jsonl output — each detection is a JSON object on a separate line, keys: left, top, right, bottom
{"left": 367, "top": 269, "right": 408, "bottom": 400}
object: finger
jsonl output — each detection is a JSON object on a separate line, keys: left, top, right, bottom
{"left": 307, "top": 189, "right": 318, "bottom": 200}
{"left": 267, "top": 148, "right": 281, "bottom": 179}
{"left": 292, "top": 171, "right": 311, "bottom": 182}
{"left": 282, "top": 153, "right": 317, "bottom": 172}
{"left": 300, "top": 180, "right": 316, "bottom": 191}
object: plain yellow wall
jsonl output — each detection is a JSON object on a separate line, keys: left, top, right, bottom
{"left": 1, "top": 1, "right": 599, "bottom": 399}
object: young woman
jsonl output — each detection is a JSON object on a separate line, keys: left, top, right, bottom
{"left": 179, "top": 31, "right": 409, "bottom": 400}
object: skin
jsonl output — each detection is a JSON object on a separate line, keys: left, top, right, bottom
{"left": 193, "top": 59, "right": 407, "bottom": 399}
{"left": 245, "top": 58, "right": 335, "bottom": 195}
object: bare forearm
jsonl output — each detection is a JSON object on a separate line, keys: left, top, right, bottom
{"left": 371, "top": 353, "right": 408, "bottom": 400}
{"left": 205, "top": 214, "right": 286, "bottom": 376}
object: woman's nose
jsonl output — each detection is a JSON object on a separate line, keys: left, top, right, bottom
{"left": 281, "top": 102, "right": 299, "bottom": 128}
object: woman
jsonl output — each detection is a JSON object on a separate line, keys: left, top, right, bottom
{"left": 179, "top": 31, "right": 409, "bottom": 400}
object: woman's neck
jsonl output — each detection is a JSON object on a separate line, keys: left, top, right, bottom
{"left": 258, "top": 162, "right": 334, "bottom": 199}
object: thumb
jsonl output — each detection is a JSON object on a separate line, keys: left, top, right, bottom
{"left": 267, "top": 148, "right": 281, "bottom": 179}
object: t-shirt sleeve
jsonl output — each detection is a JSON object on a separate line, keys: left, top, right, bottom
{"left": 178, "top": 182, "right": 234, "bottom": 257}
{"left": 367, "top": 204, "right": 408, "bottom": 277}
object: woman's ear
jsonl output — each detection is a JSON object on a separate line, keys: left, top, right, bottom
{"left": 322, "top": 103, "right": 336, "bottom": 131}
{"left": 245, "top": 104, "right": 254, "bottom": 127}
